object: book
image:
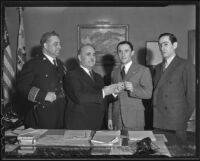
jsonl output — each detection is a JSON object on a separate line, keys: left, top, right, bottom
{"left": 17, "top": 128, "right": 47, "bottom": 145}
{"left": 128, "top": 131, "right": 156, "bottom": 141}
{"left": 91, "top": 130, "right": 121, "bottom": 146}
{"left": 17, "top": 146, "right": 36, "bottom": 154}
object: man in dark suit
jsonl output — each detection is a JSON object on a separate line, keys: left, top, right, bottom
{"left": 63, "top": 44, "right": 117, "bottom": 130}
{"left": 17, "top": 31, "right": 67, "bottom": 129}
{"left": 153, "top": 33, "right": 195, "bottom": 141}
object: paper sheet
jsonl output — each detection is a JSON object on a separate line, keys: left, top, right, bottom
{"left": 128, "top": 131, "right": 156, "bottom": 141}
{"left": 64, "top": 130, "right": 91, "bottom": 140}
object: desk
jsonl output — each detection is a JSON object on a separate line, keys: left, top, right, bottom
{"left": 3, "top": 130, "right": 196, "bottom": 159}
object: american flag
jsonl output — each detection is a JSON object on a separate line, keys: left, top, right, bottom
{"left": 17, "top": 7, "right": 26, "bottom": 72}
{"left": 3, "top": 20, "right": 15, "bottom": 108}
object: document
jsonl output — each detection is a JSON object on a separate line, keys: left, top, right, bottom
{"left": 17, "top": 129, "right": 47, "bottom": 140}
{"left": 154, "top": 134, "right": 168, "bottom": 142}
{"left": 128, "top": 131, "right": 156, "bottom": 141}
{"left": 64, "top": 130, "right": 92, "bottom": 140}
{"left": 91, "top": 130, "right": 121, "bottom": 146}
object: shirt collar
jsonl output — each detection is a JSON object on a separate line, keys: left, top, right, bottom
{"left": 165, "top": 54, "right": 176, "bottom": 66}
{"left": 43, "top": 53, "right": 55, "bottom": 65}
{"left": 80, "top": 65, "right": 91, "bottom": 75}
{"left": 122, "top": 61, "right": 132, "bottom": 73}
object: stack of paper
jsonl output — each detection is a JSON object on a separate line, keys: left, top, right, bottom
{"left": 128, "top": 131, "right": 156, "bottom": 141}
{"left": 91, "top": 130, "right": 121, "bottom": 146}
{"left": 17, "top": 146, "right": 36, "bottom": 154}
{"left": 17, "top": 128, "right": 47, "bottom": 145}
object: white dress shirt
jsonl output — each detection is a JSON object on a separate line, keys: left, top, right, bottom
{"left": 122, "top": 60, "right": 132, "bottom": 74}
{"left": 43, "top": 53, "right": 56, "bottom": 65}
{"left": 164, "top": 54, "right": 175, "bottom": 69}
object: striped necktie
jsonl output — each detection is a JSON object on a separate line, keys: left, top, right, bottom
{"left": 89, "top": 70, "right": 94, "bottom": 80}
{"left": 163, "top": 60, "right": 167, "bottom": 72}
{"left": 121, "top": 66, "right": 125, "bottom": 80}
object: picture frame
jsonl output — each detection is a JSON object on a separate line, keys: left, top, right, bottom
{"left": 78, "top": 24, "right": 128, "bottom": 64}
{"left": 188, "top": 30, "right": 195, "bottom": 65}
{"left": 146, "top": 41, "right": 163, "bottom": 66}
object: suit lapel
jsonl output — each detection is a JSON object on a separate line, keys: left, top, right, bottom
{"left": 115, "top": 63, "right": 139, "bottom": 82}
{"left": 125, "top": 63, "right": 139, "bottom": 80}
{"left": 78, "top": 67, "right": 96, "bottom": 85}
{"left": 153, "top": 63, "right": 163, "bottom": 89}
{"left": 115, "top": 67, "right": 123, "bottom": 82}
{"left": 156, "top": 56, "right": 179, "bottom": 89}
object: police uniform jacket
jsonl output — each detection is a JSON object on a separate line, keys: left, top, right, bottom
{"left": 17, "top": 54, "right": 67, "bottom": 129}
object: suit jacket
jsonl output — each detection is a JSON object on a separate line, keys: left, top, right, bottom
{"left": 109, "top": 62, "right": 153, "bottom": 130}
{"left": 153, "top": 55, "right": 195, "bottom": 131}
{"left": 63, "top": 66, "right": 106, "bottom": 130}
{"left": 17, "top": 54, "right": 67, "bottom": 129}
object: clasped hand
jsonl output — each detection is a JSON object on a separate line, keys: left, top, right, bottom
{"left": 45, "top": 92, "right": 56, "bottom": 102}
{"left": 114, "top": 81, "right": 133, "bottom": 93}
{"left": 103, "top": 81, "right": 133, "bottom": 96}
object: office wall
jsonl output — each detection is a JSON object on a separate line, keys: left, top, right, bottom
{"left": 5, "top": 5, "right": 195, "bottom": 74}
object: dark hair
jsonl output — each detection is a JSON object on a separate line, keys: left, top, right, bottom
{"left": 158, "top": 33, "right": 177, "bottom": 44}
{"left": 40, "top": 31, "right": 60, "bottom": 47}
{"left": 116, "top": 41, "right": 134, "bottom": 51}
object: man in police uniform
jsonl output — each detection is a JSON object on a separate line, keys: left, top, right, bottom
{"left": 17, "top": 31, "right": 67, "bottom": 129}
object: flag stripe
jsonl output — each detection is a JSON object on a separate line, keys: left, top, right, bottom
{"left": 3, "top": 72, "right": 13, "bottom": 89}
{"left": 3, "top": 65, "right": 14, "bottom": 84}
{"left": 3, "top": 19, "right": 15, "bottom": 107}
{"left": 4, "top": 54, "right": 15, "bottom": 78}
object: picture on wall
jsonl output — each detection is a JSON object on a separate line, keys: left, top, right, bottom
{"left": 146, "top": 41, "right": 163, "bottom": 66}
{"left": 78, "top": 24, "right": 128, "bottom": 65}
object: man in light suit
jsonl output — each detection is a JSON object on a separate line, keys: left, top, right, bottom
{"left": 63, "top": 44, "right": 117, "bottom": 130}
{"left": 153, "top": 33, "right": 195, "bottom": 141}
{"left": 108, "top": 41, "right": 153, "bottom": 130}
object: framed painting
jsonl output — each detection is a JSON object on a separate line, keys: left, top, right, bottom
{"left": 78, "top": 24, "right": 128, "bottom": 65}
{"left": 146, "top": 41, "right": 163, "bottom": 66}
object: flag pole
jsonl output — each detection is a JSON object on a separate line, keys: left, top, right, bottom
{"left": 16, "top": 7, "right": 26, "bottom": 74}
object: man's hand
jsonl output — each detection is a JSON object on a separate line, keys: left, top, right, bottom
{"left": 103, "top": 84, "right": 118, "bottom": 96}
{"left": 45, "top": 92, "right": 56, "bottom": 102}
{"left": 108, "top": 119, "right": 113, "bottom": 130}
{"left": 115, "top": 82, "right": 125, "bottom": 93}
{"left": 124, "top": 81, "right": 133, "bottom": 92}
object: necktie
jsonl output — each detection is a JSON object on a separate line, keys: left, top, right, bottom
{"left": 121, "top": 66, "right": 125, "bottom": 80}
{"left": 89, "top": 70, "right": 94, "bottom": 80}
{"left": 163, "top": 60, "right": 167, "bottom": 72}
{"left": 53, "top": 59, "right": 57, "bottom": 67}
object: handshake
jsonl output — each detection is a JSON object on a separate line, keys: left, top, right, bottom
{"left": 103, "top": 81, "right": 133, "bottom": 96}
